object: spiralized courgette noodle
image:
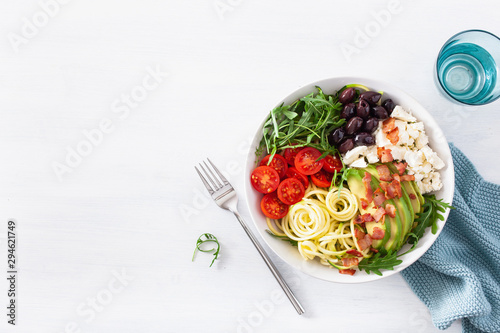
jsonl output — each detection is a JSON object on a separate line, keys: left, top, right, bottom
{"left": 266, "top": 183, "right": 373, "bottom": 269}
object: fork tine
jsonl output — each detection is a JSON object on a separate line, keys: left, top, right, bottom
{"left": 195, "top": 166, "right": 214, "bottom": 194}
{"left": 207, "top": 158, "right": 229, "bottom": 185}
{"left": 199, "top": 163, "right": 218, "bottom": 190}
{"left": 204, "top": 161, "right": 223, "bottom": 188}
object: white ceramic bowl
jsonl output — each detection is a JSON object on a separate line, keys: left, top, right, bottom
{"left": 244, "top": 77, "right": 455, "bottom": 283}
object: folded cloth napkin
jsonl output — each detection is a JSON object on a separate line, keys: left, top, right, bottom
{"left": 401, "top": 143, "right": 500, "bottom": 333}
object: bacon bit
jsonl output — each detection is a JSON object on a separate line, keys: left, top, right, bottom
{"left": 376, "top": 165, "right": 393, "bottom": 182}
{"left": 354, "top": 228, "right": 365, "bottom": 239}
{"left": 385, "top": 204, "right": 396, "bottom": 218}
{"left": 373, "top": 188, "right": 386, "bottom": 208}
{"left": 385, "top": 185, "right": 396, "bottom": 199}
{"left": 384, "top": 180, "right": 402, "bottom": 199}
{"left": 342, "top": 257, "right": 360, "bottom": 268}
{"left": 361, "top": 213, "right": 374, "bottom": 222}
{"left": 373, "top": 207, "right": 386, "bottom": 222}
{"left": 409, "top": 193, "right": 417, "bottom": 200}
{"left": 370, "top": 248, "right": 379, "bottom": 253}
{"left": 386, "top": 127, "right": 399, "bottom": 145}
{"left": 377, "top": 148, "right": 394, "bottom": 163}
{"left": 401, "top": 174, "right": 415, "bottom": 182}
{"left": 371, "top": 227, "right": 385, "bottom": 240}
{"left": 392, "top": 180, "right": 403, "bottom": 198}
{"left": 382, "top": 117, "right": 396, "bottom": 134}
{"left": 393, "top": 173, "right": 401, "bottom": 182}
{"left": 339, "top": 269, "right": 356, "bottom": 275}
{"left": 360, "top": 198, "right": 369, "bottom": 210}
{"left": 380, "top": 182, "right": 389, "bottom": 193}
{"left": 358, "top": 234, "right": 373, "bottom": 251}
{"left": 346, "top": 249, "right": 364, "bottom": 257}
{"left": 362, "top": 172, "right": 373, "bottom": 203}
{"left": 354, "top": 213, "right": 374, "bottom": 224}
{"left": 393, "top": 162, "right": 408, "bottom": 175}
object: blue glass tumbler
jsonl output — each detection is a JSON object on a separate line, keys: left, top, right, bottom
{"left": 436, "top": 30, "right": 500, "bottom": 105}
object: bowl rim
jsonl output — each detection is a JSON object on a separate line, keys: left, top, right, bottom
{"left": 244, "top": 76, "right": 455, "bottom": 283}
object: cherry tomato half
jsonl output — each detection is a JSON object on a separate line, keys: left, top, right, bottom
{"left": 260, "top": 154, "right": 288, "bottom": 179}
{"left": 311, "top": 169, "right": 334, "bottom": 188}
{"left": 323, "top": 154, "right": 343, "bottom": 173}
{"left": 261, "top": 192, "right": 289, "bottom": 219}
{"left": 277, "top": 178, "right": 305, "bottom": 205}
{"left": 250, "top": 166, "right": 280, "bottom": 194}
{"left": 294, "top": 147, "right": 324, "bottom": 175}
{"left": 283, "top": 145, "right": 303, "bottom": 166}
{"left": 285, "top": 167, "right": 309, "bottom": 189}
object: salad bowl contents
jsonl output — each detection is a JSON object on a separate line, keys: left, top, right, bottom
{"left": 244, "top": 78, "right": 454, "bottom": 283}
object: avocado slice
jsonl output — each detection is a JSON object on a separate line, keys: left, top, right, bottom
{"left": 346, "top": 169, "right": 392, "bottom": 251}
{"left": 363, "top": 166, "right": 408, "bottom": 251}
{"left": 381, "top": 165, "right": 415, "bottom": 242}
{"left": 410, "top": 180, "right": 424, "bottom": 212}
{"left": 346, "top": 170, "right": 390, "bottom": 250}
{"left": 387, "top": 164, "right": 421, "bottom": 218}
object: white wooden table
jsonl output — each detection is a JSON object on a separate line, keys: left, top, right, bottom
{"left": 1, "top": 0, "right": 499, "bottom": 332}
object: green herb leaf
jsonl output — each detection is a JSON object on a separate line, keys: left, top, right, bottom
{"left": 257, "top": 86, "right": 343, "bottom": 157}
{"left": 358, "top": 251, "right": 403, "bottom": 276}
{"left": 407, "top": 194, "right": 455, "bottom": 244}
{"left": 192, "top": 233, "right": 220, "bottom": 267}
{"left": 265, "top": 229, "right": 298, "bottom": 247}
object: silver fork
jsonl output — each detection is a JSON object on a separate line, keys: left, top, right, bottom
{"left": 195, "top": 159, "right": 305, "bottom": 315}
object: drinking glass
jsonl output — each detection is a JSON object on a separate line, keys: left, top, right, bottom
{"left": 435, "top": 29, "right": 500, "bottom": 105}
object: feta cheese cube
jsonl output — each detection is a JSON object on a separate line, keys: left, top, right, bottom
{"left": 421, "top": 161, "right": 433, "bottom": 174}
{"left": 366, "top": 151, "right": 379, "bottom": 164}
{"left": 343, "top": 145, "right": 368, "bottom": 165}
{"left": 427, "top": 152, "right": 445, "bottom": 170}
{"left": 415, "top": 133, "right": 429, "bottom": 149}
{"left": 350, "top": 157, "right": 368, "bottom": 168}
{"left": 391, "top": 106, "right": 417, "bottom": 122}
{"left": 375, "top": 128, "right": 392, "bottom": 147}
{"left": 411, "top": 122, "right": 425, "bottom": 132}
{"left": 420, "top": 145, "right": 434, "bottom": 160}
{"left": 385, "top": 145, "right": 407, "bottom": 161}
{"left": 406, "top": 123, "right": 420, "bottom": 139}
{"left": 365, "top": 146, "right": 379, "bottom": 164}
{"left": 399, "top": 130, "right": 413, "bottom": 146}
{"left": 413, "top": 173, "right": 424, "bottom": 182}
{"left": 404, "top": 150, "right": 424, "bottom": 168}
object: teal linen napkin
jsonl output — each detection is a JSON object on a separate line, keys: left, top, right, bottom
{"left": 401, "top": 143, "right": 500, "bottom": 333}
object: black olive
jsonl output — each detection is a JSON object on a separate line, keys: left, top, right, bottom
{"left": 357, "top": 99, "right": 370, "bottom": 119}
{"left": 363, "top": 118, "right": 379, "bottom": 133}
{"left": 359, "top": 91, "right": 382, "bottom": 106}
{"left": 345, "top": 116, "right": 363, "bottom": 135}
{"left": 354, "top": 132, "right": 375, "bottom": 146}
{"left": 382, "top": 99, "right": 396, "bottom": 113}
{"left": 339, "top": 88, "right": 356, "bottom": 104}
{"left": 328, "top": 127, "right": 345, "bottom": 145}
{"left": 338, "top": 138, "right": 355, "bottom": 154}
{"left": 372, "top": 106, "right": 389, "bottom": 120}
{"left": 340, "top": 103, "right": 356, "bottom": 120}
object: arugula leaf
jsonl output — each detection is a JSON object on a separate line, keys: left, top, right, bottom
{"left": 265, "top": 230, "right": 298, "bottom": 247}
{"left": 257, "top": 86, "right": 344, "bottom": 158}
{"left": 358, "top": 251, "right": 403, "bottom": 276}
{"left": 333, "top": 167, "right": 357, "bottom": 194}
{"left": 192, "top": 233, "right": 220, "bottom": 267}
{"left": 407, "top": 194, "right": 455, "bottom": 244}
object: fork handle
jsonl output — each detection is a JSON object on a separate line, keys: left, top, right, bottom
{"left": 231, "top": 210, "right": 305, "bottom": 315}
